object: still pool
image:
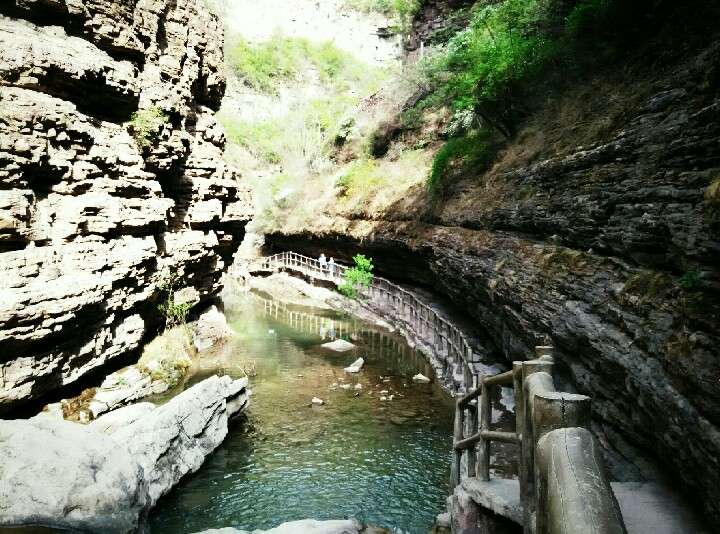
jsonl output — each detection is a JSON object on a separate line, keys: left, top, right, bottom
{"left": 149, "top": 290, "right": 456, "bottom": 533}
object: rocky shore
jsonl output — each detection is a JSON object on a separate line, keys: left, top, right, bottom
{"left": 0, "top": 374, "right": 250, "bottom": 532}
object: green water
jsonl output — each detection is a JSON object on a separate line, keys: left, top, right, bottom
{"left": 149, "top": 291, "right": 457, "bottom": 533}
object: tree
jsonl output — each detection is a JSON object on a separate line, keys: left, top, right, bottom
{"left": 439, "top": 0, "right": 554, "bottom": 139}
{"left": 337, "top": 254, "right": 374, "bottom": 300}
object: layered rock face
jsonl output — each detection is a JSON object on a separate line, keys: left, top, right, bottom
{"left": 267, "top": 42, "right": 720, "bottom": 527}
{"left": 0, "top": 0, "right": 253, "bottom": 414}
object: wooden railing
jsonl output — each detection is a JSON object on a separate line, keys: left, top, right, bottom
{"left": 240, "top": 252, "right": 478, "bottom": 394}
{"left": 452, "top": 346, "right": 626, "bottom": 534}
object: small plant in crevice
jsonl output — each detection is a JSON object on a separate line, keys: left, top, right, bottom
{"left": 338, "top": 254, "right": 374, "bottom": 301}
{"left": 137, "top": 326, "right": 195, "bottom": 390}
{"left": 679, "top": 268, "right": 703, "bottom": 291}
{"left": 129, "top": 107, "right": 169, "bottom": 149}
{"left": 705, "top": 177, "right": 720, "bottom": 211}
{"left": 156, "top": 270, "right": 191, "bottom": 330}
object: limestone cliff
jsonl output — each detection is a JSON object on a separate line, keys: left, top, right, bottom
{"left": 265, "top": 34, "right": 720, "bottom": 530}
{"left": 0, "top": 0, "right": 252, "bottom": 414}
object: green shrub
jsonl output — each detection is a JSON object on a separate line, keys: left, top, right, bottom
{"left": 343, "top": 0, "right": 420, "bottom": 31}
{"left": 400, "top": 106, "right": 423, "bottom": 130}
{"left": 679, "top": 268, "right": 703, "bottom": 291}
{"left": 156, "top": 270, "right": 190, "bottom": 330}
{"left": 226, "top": 33, "right": 387, "bottom": 95}
{"left": 428, "top": 133, "right": 490, "bottom": 192}
{"left": 129, "top": 107, "right": 169, "bottom": 148}
{"left": 226, "top": 34, "right": 302, "bottom": 94}
{"left": 335, "top": 159, "right": 378, "bottom": 198}
{"left": 338, "top": 254, "right": 374, "bottom": 300}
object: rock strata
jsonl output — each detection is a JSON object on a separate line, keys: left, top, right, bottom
{"left": 0, "top": 0, "right": 253, "bottom": 414}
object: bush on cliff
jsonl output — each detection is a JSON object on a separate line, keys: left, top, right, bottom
{"left": 420, "top": 0, "right": 697, "bottom": 189}
{"left": 343, "top": 0, "right": 420, "bottom": 32}
{"left": 129, "top": 107, "right": 169, "bottom": 149}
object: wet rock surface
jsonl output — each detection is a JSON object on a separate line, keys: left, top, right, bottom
{"left": 0, "top": 375, "right": 249, "bottom": 532}
{"left": 0, "top": 0, "right": 253, "bottom": 414}
{"left": 265, "top": 39, "right": 720, "bottom": 529}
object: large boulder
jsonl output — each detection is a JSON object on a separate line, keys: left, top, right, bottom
{"left": 0, "top": 416, "right": 150, "bottom": 532}
{"left": 0, "top": 375, "right": 250, "bottom": 532}
{"left": 110, "top": 375, "right": 249, "bottom": 506}
{"left": 193, "top": 305, "right": 234, "bottom": 351}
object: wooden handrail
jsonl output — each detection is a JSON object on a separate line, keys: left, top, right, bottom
{"left": 483, "top": 370, "right": 514, "bottom": 387}
{"left": 458, "top": 386, "right": 482, "bottom": 408}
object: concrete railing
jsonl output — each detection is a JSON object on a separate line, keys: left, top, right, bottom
{"left": 453, "top": 347, "right": 626, "bottom": 534}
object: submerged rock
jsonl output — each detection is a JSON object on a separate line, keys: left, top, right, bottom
{"left": 311, "top": 397, "right": 325, "bottom": 405}
{"left": 0, "top": 375, "right": 250, "bottom": 532}
{"left": 413, "top": 373, "right": 431, "bottom": 383}
{"left": 322, "top": 339, "right": 355, "bottom": 351}
{"left": 344, "top": 357, "right": 364, "bottom": 373}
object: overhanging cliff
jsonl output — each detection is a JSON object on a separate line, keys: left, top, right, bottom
{"left": 0, "top": 0, "right": 253, "bottom": 414}
{"left": 265, "top": 29, "right": 720, "bottom": 529}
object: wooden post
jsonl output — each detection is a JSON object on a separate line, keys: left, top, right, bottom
{"left": 451, "top": 400, "right": 464, "bottom": 489}
{"left": 477, "top": 380, "right": 491, "bottom": 481}
{"left": 467, "top": 404, "right": 478, "bottom": 477}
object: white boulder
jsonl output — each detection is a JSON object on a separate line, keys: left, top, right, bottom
{"left": 321, "top": 339, "right": 355, "bottom": 351}
{"left": 344, "top": 358, "right": 364, "bottom": 373}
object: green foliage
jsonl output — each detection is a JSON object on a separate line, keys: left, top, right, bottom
{"left": 338, "top": 254, "right": 374, "bottom": 300}
{"left": 400, "top": 106, "right": 423, "bottom": 130}
{"left": 436, "top": 0, "right": 558, "bottom": 139}
{"left": 221, "top": 114, "right": 282, "bottom": 163}
{"left": 418, "top": 0, "right": 672, "bottom": 188}
{"left": 226, "top": 33, "right": 385, "bottom": 95}
{"left": 679, "top": 268, "right": 703, "bottom": 291}
{"left": 156, "top": 270, "right": 190, "bottom": 330}
{"left": 343, "top": 0, "right": 420, "bottom": 31}
{"left": 428, "top": 132, "right": 490, "bottom": 192}
{"left": 226, "top": 34, "right": 301, "bottom": 94}
{"left": 334, "top": 159, "right": 379, "bottom": 198}
{"left": 130, "top": 107, "right": 169, "bottom": 148}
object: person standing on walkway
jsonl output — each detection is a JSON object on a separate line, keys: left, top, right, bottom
{"left": 328, "top": 257, "right": 335, "bottom": 280}
{"left": 319, "top": 253, "right": 327, "bottom": 275}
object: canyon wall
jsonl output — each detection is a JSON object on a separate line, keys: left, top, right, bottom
{"left": 0, "top": 0, "right": 252, "bottom": 414}
{"left": 266, "top": 40, "right": 720, "bottom": 527}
